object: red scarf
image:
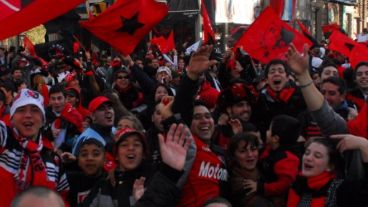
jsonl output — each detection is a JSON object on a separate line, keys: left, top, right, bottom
{"left": 13, "top": 129, "right": 55, "bottom": 190}
{"left": 287, "top": 171, "right": 336, "bottom": 207}
{"left": 266, "top": 86, "right": 296, "bottom": 103}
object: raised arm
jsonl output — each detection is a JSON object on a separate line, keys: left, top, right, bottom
{"left": 172, "top": 45, "right": 216, "bottom": 125}
{"left": 134, "top": 123, "right": 191, "bottom": 207}
{"left": 332, "top": 134, "right": 368, "bottom": 162}
{"left": 286, "top": 44, "right": 347, "bottom": 135}
{"left": 286, "top": 44, "right": 324, "bottom": 111}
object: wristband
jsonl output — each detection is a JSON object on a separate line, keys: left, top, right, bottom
{"left": 298, "top": 80, "right": 313, "bottom": 88}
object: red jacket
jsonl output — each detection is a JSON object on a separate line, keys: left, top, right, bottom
{"left": 177, "top": 136, "right": 228, "bottom": 207}
{"left": 259, "top": 147, "right": 300, "bottom": 198}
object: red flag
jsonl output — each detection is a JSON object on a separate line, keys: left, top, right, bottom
{"left": 201, "top": 0, "right": 215, "bottom": 44}
{"left": 296, "top": 19, "right": 318, "bottom": 46}
{"left": 296, "top": 19, "right": 311, "bottom": 36}
{"left": 348, "top": 103, "right": 368, "bottom": 138}
{"left": 328, "top": 30, "right": 357, "bottom": 57}
{"left": 23, "top": 36, "right": 36, "bottom": 57}
{"left": 0, "top": 0, "right": 84, "bottom": 41}
{"left": 0, "top": 0, "right": 21, "bottom": 21}
{"left": 322, "top": 23, "right": 340, "bottom": 34}
{"left": 270, "top": 0, "right": 285, "bottom": 17}
{"left": 349, "top": 43, "right": 368, "bottom": 69}
{"left": 151, "top": 31, "right": 175, "bottom": 54}
{"left": 81, "top": 0, "right": 168, "bottom": 55}
{"left": 235, "top": 7, "right": 312, "bottom": 64}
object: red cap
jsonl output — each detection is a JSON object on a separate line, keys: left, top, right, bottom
{"left": 114, "top": 128, "right": 144, "bottom": 142}
{"left": 88, "top": 96, "right": 112, "bottom": 113}
{"left": 114, "top": 127, "right": 147, "bottom": 155}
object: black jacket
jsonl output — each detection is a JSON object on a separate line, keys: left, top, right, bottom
{"left": 81, "top": 163, "right": 152, "bottom": 207}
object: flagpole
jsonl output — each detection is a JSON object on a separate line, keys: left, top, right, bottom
{"left": 72, "top": 34, "right": 87, "bottom": 52}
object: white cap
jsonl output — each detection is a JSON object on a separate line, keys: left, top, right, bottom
{"left": 10, "top": 89, "right": 45, "bottom": 120}
{"left": 157, "top": 66, "right": 172, "bottom": 77}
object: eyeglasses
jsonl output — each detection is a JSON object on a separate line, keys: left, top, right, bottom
{"left": 117, "top": 76, "right": 129, "bottom": 80}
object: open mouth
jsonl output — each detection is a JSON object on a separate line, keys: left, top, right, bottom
{"left": 303, "top": 163, "right": 313, "bottom": 170}
{"left": 126, "top": 154, "right": 136, "bottom": 160}
{"left": 246, "top": 159, "right": 255, "bottom": 164}
{"left": 23, "top": 122, "right": 34, "bottom": 129}
{"left": 199, "top": 126, "right": 211, "bottom": 133}
{"left": 104, "top": 114, "right": 113, "bottom": 120}
{"left": 273, "top": 80, "right": 282, "bottom": 85}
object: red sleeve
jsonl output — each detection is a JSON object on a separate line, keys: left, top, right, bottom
{"left": 264, "top": 152, "right": 300, "bottom": 196}
{"left": 60, "top": 190, "right": 70, "bottom": 207}
{"left": 61, "top": 103, "right": 84, "bottom": 133}
{"left": 287, "top": 188, "right": 300, "bottom": 207}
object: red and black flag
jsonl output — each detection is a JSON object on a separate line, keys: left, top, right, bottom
{"left": 201, "top": 0, "right": 215, "bottom": 44}
{"left": 151, "top": 30, "right": 175, "bottom": 54}
{"left": 349, "top": 43, "right": 368, "bottom": 69}
{"left": 328, "top": 30, "right": 357, "bottom": 58}
{"left": 322, "top": 23, "right": 340, "bottom": 38}
{"left": 235, "top": 7, "right": 312, "bottom": 64}
{"left": 81, "top": 0, "right": 168, "bottom": 55}
{"left": 296, "top": 19, "right": 318, "bottom": 46}
{"left": 270, "top": 0, "right": 285, "bottom": 17}
{"left": 0, "top": 0, "right": 84, "bottom": 40}
{"left": 322, "top": 23, "right": 340, "bottom": 34}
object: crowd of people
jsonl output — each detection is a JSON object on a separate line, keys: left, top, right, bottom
{"left": 0, "top": 33, "right": 367, "bottom": 207}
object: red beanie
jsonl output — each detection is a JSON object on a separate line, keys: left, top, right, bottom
{"left": 197, "top": 81, "right": 219, "bottom": 109}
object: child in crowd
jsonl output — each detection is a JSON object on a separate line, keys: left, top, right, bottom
{"left": 243, "top": 115, "right": 301, "bottom": 207}
{"left": 67, "top": 137, "right": 106, "bottom": 206}
{"left": 81, "top": 128, "right": 151, "bottom": 207}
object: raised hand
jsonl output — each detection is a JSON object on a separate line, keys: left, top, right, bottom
{"left": 158, "top": 123, "right": 191, "bottom": 171}
{"left": 331, "top": 134, "right": 368, "bottom": 152}
{"left": 331, "top": 134, "right": 368, "bottom": 162}
{"left": 187, "top": 45, "right": 217, "bottom": 80}
{"left": 85, "top": 50, "right": 91, "bottom": 61}
{"left": 217, "top": 113, "right": 230, "bottom": 126}
{"left": 133, "top": 177, "right": 146, "bottom": 201}
{"left": 60, "top": 152, "right": 76, "bottom": 163}
{"left": 157, "top": 96, "right": 174, "bottom": 120}
{"left": 286, "top": 43, "right": 310, "bottom": 77}
{"left": 229, "top": 118, "right": 243, "bottom": 135}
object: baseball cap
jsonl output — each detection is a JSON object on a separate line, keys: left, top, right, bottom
{"left": 88, "top": 96, "right": 112, "bottom": 113}
{"left": 10, "top": 89, "right": 45, "bottom": 120}
{"left": 114, "top": 128, "right": 147, "bottom": 155}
